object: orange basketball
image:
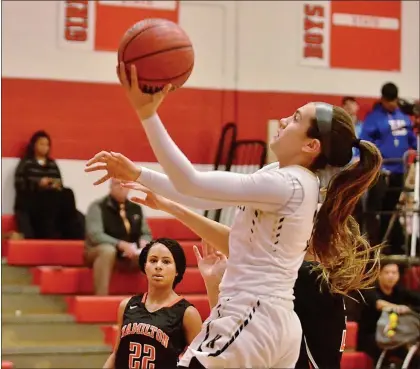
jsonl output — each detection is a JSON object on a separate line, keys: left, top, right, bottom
{"left": 118, "top": 18, "right": 194, "bottom": 93}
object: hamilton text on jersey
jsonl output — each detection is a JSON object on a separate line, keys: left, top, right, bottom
{"left": 120, "top": 322, "right": 170, "bottom": 348}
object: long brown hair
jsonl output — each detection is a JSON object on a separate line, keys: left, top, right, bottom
{"left": 308, "top": 106, "right": 383, "bottom": 296}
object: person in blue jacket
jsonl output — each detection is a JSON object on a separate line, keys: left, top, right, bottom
{"left": 360, "top": 82, "right": 417, "bottom": 254}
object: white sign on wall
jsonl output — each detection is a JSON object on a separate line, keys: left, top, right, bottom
{"left": 298, "top": 0, "right": 331, "bottom": 68}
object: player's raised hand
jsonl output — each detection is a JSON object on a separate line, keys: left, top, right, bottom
{"left": 85, "top": 151, "right": 140, "bottom": 185}
{"left": 193, "top": 241, "right": 227, "bottom": 285}
{"left": 117, "top": 62, "right": 171, "bottom": 120}
{"left": 124, "top": 182, "right": 174, "bottom": 212}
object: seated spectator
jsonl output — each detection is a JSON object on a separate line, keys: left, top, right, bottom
{"left": 357, "top": 260, "right": 420, "bottom": 364}
{"left": 13, "top": 130, "right": 84, "bottom": 240}
{"left": 84, "top": 178, "right": 152, "bottom": 295}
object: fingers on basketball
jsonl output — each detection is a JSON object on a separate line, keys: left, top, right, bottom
{"left": 163, "top": 84, "right": 172, "bottom": 95}
{"left": 130, "top": 64, "right": 139, "bottom": 90}
{"left": 116, "top": 65, "right": 123, "bottom": 85}
{"left": 119, "top": 62, "right": 129, "bottom": 87}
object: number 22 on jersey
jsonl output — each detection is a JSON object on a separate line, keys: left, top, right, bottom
{"left": 129, "top": 342, "right": 156, "bottom": 369}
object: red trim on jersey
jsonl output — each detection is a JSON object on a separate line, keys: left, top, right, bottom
{"left": 141, "top": 293, "right": 184, "bottom": 308}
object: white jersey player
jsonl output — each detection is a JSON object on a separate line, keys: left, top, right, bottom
{"left": 85, "top": 63, "right": 382, "bottom": 368}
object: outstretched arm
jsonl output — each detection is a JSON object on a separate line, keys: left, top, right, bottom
{"left": 137, "top": 162, "right": 281, "bottom": 210}
{"left": 88, "top": 65, "right": 294, "bottom": 212}
{"left": 164, "top": 199, "right": 231, "bottom": 256}
{"left": 138, "top": 114, "right": 291, "bottom": 211}
{"left": 118, "top": 63, "right": 290, "bottom": 211}
{"left": 137, "top": 168, "right": 241, "bottom": 210}
{"left": 129, "top": 184, "right": 231, "bottom": 256}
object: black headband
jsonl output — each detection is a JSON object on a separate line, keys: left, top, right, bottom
{"left": 315, "top": 102, "right": 333, "bottom": 159}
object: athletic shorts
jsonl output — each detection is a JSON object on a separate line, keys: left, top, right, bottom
{"left": 178, "top": 291, "right": 302, "bottom": 368}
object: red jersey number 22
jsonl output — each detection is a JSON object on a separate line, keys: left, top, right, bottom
{"left": 129, "top": 342, "right": 156, "bottom": 369}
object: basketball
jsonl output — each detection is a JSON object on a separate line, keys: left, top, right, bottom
{"left": 118, "top": 18, "right": 194, "bottom": 93}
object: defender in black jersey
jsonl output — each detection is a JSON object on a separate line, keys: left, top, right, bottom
{"left": 103, "top": 238, "right": 202, "bottom": 369}
{"left": 294, "top": 260, "right": 346, "bottom": 369}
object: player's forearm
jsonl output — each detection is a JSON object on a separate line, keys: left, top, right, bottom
{"left": 139, "top": 113, "right": 294, "bottom": 211}
{"left": 163, "top": 201, "right": 230, "bottom": 256}
{"left": 204, "top": 280, "right": 221, "bottom": 309}
{"left": 138, "top": 167, "right": 232, "bottom": 210}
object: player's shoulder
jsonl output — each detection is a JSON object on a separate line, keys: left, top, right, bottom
{"left": 120, "top": 294, "right": 144, "bottom": 312}
{"left": 172, "top": 296, "right": 194, "bottom": 311}
{"left": 281, "top": 165, "right": 318, "bottom": 181}
{"left": 257, "top": 163, "right": 316, "bottom": 180}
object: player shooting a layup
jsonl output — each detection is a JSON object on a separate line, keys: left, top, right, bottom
{"left": 86, "top": 63, "right": 382, "bottom": 368}
{"left": 126, "top": 185, "right": 357, "bottom": 369}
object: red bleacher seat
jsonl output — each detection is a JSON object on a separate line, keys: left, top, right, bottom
{"left": 404, "top": 266, "right": 420, "bottom": 291}
{"left": 33, "top": 266, "right": 205, "bottom": 295}
{"left": 341, "top": 351, "right": 373, "bottom": 369}
{"left": 1, "top": 361, "right": 14, "bottom": 369}
{"left": 1, "top": 215, "right": 198, "bottom": 240}
{"left": 1, "top": 215, "right": 16, "bottom": 233}
{"left": 7, "top": 239, "right": 199, "bottom": 267}
{"left": 7, "top": 240, "right": 85, "bottom": 266}
{"left": 345, "top": 321, "right": 358, "bottom": 350}
{"left": 67, "top": 294, "right": 210, "bottom": 323}
{"left": 1, "top": 214, "right": 17, "bottom": 257}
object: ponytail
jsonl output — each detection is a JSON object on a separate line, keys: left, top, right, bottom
{"left": 311, "top": 139, "right": 383, "bottom": 295}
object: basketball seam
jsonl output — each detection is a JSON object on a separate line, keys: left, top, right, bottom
{"left": 121, "top": 24, "right": 173, "bottom": 62}
{"left": 124, "top": 45, "right": 193, "bottom": 65}
{"left": 138, "top": 63, "right": 194, "bottom": 83}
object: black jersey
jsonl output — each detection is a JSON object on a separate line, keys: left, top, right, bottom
{"left": 115, "top": 293, "right": 192, "bottom": 369}
{"left": 294, "top": 261, "right": 347, "bottom": 369}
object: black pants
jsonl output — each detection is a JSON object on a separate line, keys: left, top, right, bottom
{"left": 366, "top": 172, "right": 405, "bottom": 254}
{"left": 15, "top": 188, "right": 84, "bottom": 240}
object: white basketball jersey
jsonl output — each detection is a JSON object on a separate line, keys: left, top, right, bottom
{"left": 219, "top": 165, "right": 320, "bottom": 300}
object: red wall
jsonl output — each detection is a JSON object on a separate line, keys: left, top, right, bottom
{"left": 1, "top": 78, "right": 377, "bottom": 163}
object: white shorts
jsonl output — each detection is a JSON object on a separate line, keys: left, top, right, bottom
{"left": 178, "top": 292, "right": 302, "bottom": 368}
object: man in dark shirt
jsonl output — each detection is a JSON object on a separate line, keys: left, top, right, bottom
{"left": 357, "top": 261, "right": 420, "bottom": 363}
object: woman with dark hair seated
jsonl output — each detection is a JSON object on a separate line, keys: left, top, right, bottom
{"left": 14, "top": 130, "right": 84, "bottom": 239}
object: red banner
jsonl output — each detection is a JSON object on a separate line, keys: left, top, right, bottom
{"left": 94, "top": 0, "right": 179, "bottom": 52}
{"left": 300, "top": 1, "right": 401, "bottom": 71}
{"left": 330, "top": 0, "right": 401, "bottom": 71}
